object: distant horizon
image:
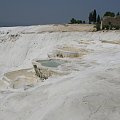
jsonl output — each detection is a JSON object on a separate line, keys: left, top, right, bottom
{"left": 0, "top": 10, "right": 119, "bottom": 27}
{"left": 0, "top": 0, "right": 119, "bottom": 27}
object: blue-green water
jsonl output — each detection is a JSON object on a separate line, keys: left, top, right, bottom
{"left": 37, "top": 59, "right": 66, "bottom": 68}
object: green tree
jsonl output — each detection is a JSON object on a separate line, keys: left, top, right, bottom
{"left": 108, "top": 22, "right": 112, "bottom": 30}
{"left": 70, "top": 18, "right": 77, "bottom": 24}
{"left": 89, "top": 12, "right": 93, "bottom": 24}
{"left": 93, "top": 9, "right": 97, "bottom": 23}
{"left": 89, "top": 9, "right": 97, "bottom": 24}
{"left": 95, "top": 23, "right": 101, "bottom": 31}
{"left": 104, "top": 11, "right": 115, "bottom": 17}
{"left": 97, "top": 15, "right": 101, "bottom": 24}
{"left": 116, "top": 12, "right": 120, "bottom": 16}
{"left": 77, "top": 20, "right": 82, "bottom": 24}
{"left": 83, "top": 21, "right": 85, "bottom": 24}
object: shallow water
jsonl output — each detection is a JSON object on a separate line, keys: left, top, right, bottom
{"left": 37, "top": 59, "right": 66, "bottom": 68}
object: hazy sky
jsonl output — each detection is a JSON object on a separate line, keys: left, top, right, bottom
{"left": 0, "top": 0, "right": 119, "bottom": 26}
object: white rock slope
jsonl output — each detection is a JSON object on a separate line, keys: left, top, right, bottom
{"left": 0, "top": 25, "right": 120, "bottom": 120}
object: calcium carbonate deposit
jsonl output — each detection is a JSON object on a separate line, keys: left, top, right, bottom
{"left": 0, "top": 24, "right": 120, "bottom": 120}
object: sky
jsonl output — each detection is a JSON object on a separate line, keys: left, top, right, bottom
{"left": 0, "top": 0, "right": 119, "bottom": 26}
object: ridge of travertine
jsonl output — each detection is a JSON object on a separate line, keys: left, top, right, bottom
{"left": 0, "top": 25, "right": 120, "bottom": 120}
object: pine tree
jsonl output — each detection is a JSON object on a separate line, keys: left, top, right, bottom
{"left": 116, "top": 12, "right": 120, "bottom": 16}
{"left": 97, "top": 15, "right": 101, "bottom": 24}
{"left": 89, "top": 12, "right": 93, "bottom": 24}
{"left": 93, "top": 9, "right": 97, "bottom": 23}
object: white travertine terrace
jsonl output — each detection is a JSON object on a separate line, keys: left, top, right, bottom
{"left": 0, "top": 24, "right": 120, "bottom": 120}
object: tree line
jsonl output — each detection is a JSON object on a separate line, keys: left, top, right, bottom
{"left": 69, "top": 18, "right": 86, "bottom": 24}
{"left": 69, "top": 9, "right": 101, "bottom": 24}
{"left": 89, "top": 9, "right": 101, "bottom": 24}
{"left": 69, "top": 10, "right": 120, "bottom": 30}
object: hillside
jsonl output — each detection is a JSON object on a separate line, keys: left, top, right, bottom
{"left": 0, "top": 24, "right": 120, "bottom": 120}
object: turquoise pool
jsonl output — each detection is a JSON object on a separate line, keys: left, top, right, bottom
{"left": 37, "top": 59, "right": 66, "bottom": 68}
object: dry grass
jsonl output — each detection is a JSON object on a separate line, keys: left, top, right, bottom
{"left": 35, "top": 24, "right": 96, "bottom": 33}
